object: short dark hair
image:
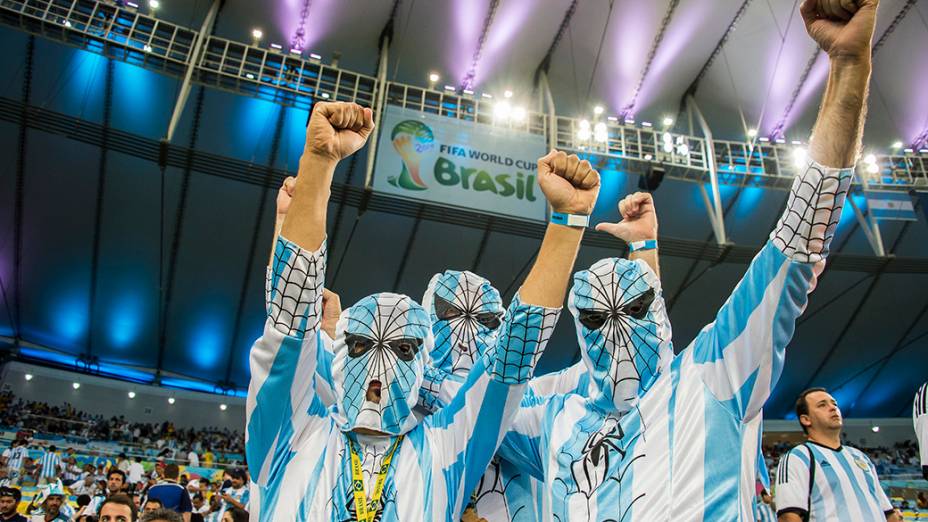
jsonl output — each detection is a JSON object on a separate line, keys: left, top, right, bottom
{"left": 108, "top": 469, "right": 128, "bottom": 483}
{"left": 228, "top": 468, "right": 246, "bottom": 481}
{"left": 140, "top": 508, "right": 183, "bottom": 522}
{"left": 163, "top": 463, "right": 180, "bottom": 479}
{"left": 48, "top": 445, "right": 57, "bottom": 452}
{"left": 0, "top": 486, "right": 22, "bottom": 503}
{"left": 77, "top": 494, "right": 92, "bottom": 507}
{"left": 100, "top": 494, "right": 138, "bottom": 521}
{"left": 225, "top": 507, "right": 249, "bottom": 522}
{"left": 795, "top": 387, "right": 828, "bottom": 434}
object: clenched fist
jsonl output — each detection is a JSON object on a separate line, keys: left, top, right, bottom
{"left": 321, "top": 288, "right": 341, "bottom": 340}
{"left": 800, "top": 0, "right": 878, "bottom": 63}
{"left": 595, "top": 192, "right": 658, "bottom": 243}
{"left": 537, "top": 150, "right": 600, "bottom": 216}
{"left": 305, "top": 101, "right": 375, "bottom": 162}
{"left": 276, "top": 176, "right": 296, "bottom": 218}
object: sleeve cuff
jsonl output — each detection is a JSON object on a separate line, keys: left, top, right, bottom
{"left": 266, "top": 235, "right": 327, "bottom": 338}
{"left": 777, "top": 507, "right": 808, "bottom": 520}
{"left": 770, "top": 159, "right": 853, "bottom": 264}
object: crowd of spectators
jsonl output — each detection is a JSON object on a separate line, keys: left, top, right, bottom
{"left": 0, "top": 391, "right": 250, "bottom": 521}
{"left": 0, "top": 392, "right": 243, "bottom": 463}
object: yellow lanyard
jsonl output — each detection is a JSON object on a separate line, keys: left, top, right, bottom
{"left": 347, "top": 434, "right": 404, "bottom": 522}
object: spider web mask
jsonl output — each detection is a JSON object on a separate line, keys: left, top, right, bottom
{"left": 568, "top": 258, "right": 673, "bottom": 413}
{"left": 421, "top": 270, "right": 504, "bottom": 378}
{"left": 331, "top": 292, "right": 433, "bottom": 435}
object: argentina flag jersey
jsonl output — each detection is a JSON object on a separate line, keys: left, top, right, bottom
{"left": 246, "top": 236, "right": 559, "bottom": 521}
{"left": 775, "top": 442, "right": 892, "bottom": 521}
{"left": 497, "top": 160, "right": 853, "bottom": 521}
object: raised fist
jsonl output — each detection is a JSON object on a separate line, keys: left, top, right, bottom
{"left": 800, "top": 0, "right": 878, "bottom": 62}
{"left": 305, "top": 101, "right": 375, "bottom": 162}
{"left": 537, "top": 150, "right": 600, "bottom": 216}
{"left": 321, "top": 288, "right": 341, "bottom": 340}
{"left": 276, "top": 176, "right": 296, "bottom": 218}
{"left": 595, "top": 192, "right": 658, "bottom": 243}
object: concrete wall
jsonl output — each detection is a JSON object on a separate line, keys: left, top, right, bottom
{"left": 0, "top": 362, "right": 244, "bottom": 432}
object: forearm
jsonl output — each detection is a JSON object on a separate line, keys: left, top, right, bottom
{"left": 279, "top": 154, "right": 337, "bottom": 251}
{"left": 268, "top": 214, "right": 284, "bottom": 267}
{"left": 809, "top": 60, "right": 870, "bottom": 168}
{"left": 630, "top": 248, "right": 659, "bottom": 279}
{"left": 519, "top": 223, "right": 584, "bottom": 308}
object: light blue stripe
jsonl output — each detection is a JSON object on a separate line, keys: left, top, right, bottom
{"left": 834, "top": 450, "right": 884, "bottom": 520}
{"left": 702, "top": 391, "right": 740, "bottom": 520}
{"left": 692, "top": 243, "right": 787, "bottom": 365}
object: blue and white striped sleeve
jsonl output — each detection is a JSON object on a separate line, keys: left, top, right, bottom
{"left": 692, "top": 160, "right": 853, "bottom": 421}
{"left": 775, "top": 447, "right": 811, "bottom": 519}
{"left": 426, "top": 293, "right": 559, "bottom": 507}
{"left": 418, "top": 365, "right": 463, "bottom": 413}
{"left": 915, "top": 382, "right": 928, "bottom": 480}
{"left": 524, "top": 361, "right": 588, "bottom": 401}
{"left": 246, "top": 235, "right": 329, "bottom": 487}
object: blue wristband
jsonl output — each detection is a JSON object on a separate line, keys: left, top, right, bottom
{"left": 628, "top": 239, "right": 658, "bottom": 252}
{"left": 550, "top": 211, "right": 590, "bottom": 228}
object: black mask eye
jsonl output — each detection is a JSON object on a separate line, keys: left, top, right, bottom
{"left": 578, "top": 310, "right": 608, "bottom": 331}
{"left": 620, "top": 288, "right": 655, "bottom": 320}
{"left": 345, "top": 334, "right": 375, "bottom": 358}
{"left": 434, "top": 296, "right": 464, "bottom": 321}
{"left": 475, "top": 312, "right": 502, "bottom": 330}
{"left": 387, "top": 338, "right": 422, "bottom": 362}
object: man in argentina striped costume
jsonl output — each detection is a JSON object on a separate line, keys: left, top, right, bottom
{"left": 915, "top": 382, "right": 927, "bottom": 481}
{"left": 271, "top": 177, "right": 582, "bottom": 522}
{"left": 246, "top": 99, "right": 601, "bottom": 520}
{"left": 496, "top": 2, "right": 881, "bottom": 519}
{"left": 775, "top": 388, "right": 901, "bottom": 521}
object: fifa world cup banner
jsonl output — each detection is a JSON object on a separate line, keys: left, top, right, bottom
{"left": 373, "top": 105, "right": 548, "bottom": 221}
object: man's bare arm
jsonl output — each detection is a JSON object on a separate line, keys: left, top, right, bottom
{"left": 519, "top": 151, "right": 600, "bottom": 308}
{"left": 801, "top": 0, "right": 877, "bottom": 168}
{"left": 280, "top": 102, "right": 374, "bottom": 252}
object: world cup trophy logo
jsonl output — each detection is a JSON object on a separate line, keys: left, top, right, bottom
{"left": 388, "top": 120, "right": 434, "bottom": 191}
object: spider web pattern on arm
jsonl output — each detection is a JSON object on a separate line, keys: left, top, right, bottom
{"left": 482, "top": 296, "right": 560, "bottom": 385}
{"left": 266, "top": 237, "right": 327, "bottom": 338}
{"left": 770, "top": 161, "right": 853, "bottom": 264}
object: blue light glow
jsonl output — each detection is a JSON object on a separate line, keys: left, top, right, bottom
{"left": 189, "top": 317, "right": 224, "bottom": 370}
{"left": 113, "top": 60, "right": 154, "bottom": 122}
{"left": 108, "top": 293, "right": 143, "bottom": 349}
{"left": 52, "top": 291, "right": 88, "bottom": 343}
{"left": 67, "top": 49, "right": 105, "bottom": 106}
{"left": 236, "top": 97, "right": 281, "bottom": 156}
{"left": 18, "top": 346, "right": 79, "bottom": 367}
{"left": 285, "top": 106, "right": 311, "bottom": 170}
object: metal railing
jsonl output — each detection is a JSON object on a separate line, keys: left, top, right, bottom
{"left": 1, "top": 0, "right": 927, "bottom": 191}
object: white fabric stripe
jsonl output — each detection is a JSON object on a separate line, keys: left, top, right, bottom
{"left": 665, "top": 356, "right": 705, "bottom": 520}
{"left": 822, "top": 450, "right": 866, "bottom": 521}
{"left": 697, "top": 260, "right": 791, "bottom": 411}
{"left": 740, "top": 414, "right": 762, "bottom": 521}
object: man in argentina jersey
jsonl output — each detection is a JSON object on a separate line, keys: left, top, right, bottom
{"left": 775, "top": 388, "right": 901, "bottom": 521}
{"left": 36, "top": 446, "right": 60, "bottom": 487}
{"left": 497, "top": 2, "right": 881, "bottom": 519}
{"left": 915, "top": 382, "right": 927, "bottom": 481}
{"left": 246, "top": 99, "right": 601, "bottom": 521}
{"left": 1, "top": 440, "right": 28, "bottom": 486}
